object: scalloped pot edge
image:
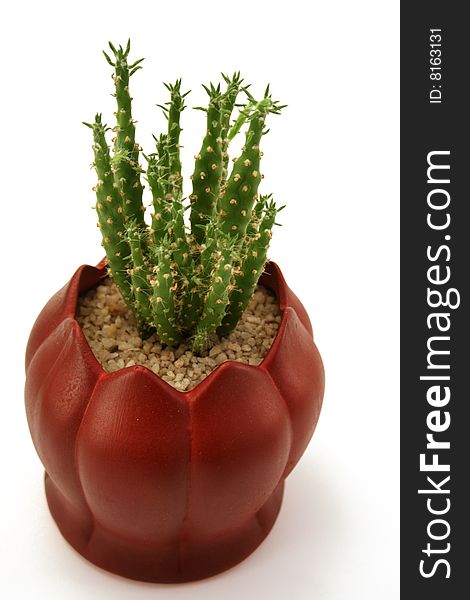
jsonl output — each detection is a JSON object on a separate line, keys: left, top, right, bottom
{"left": 24, "top": 259, "right": 325, "bottom": 583}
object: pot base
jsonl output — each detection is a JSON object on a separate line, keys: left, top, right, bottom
{"left": 45, "top": 473, "right": 285, "bottom": 583}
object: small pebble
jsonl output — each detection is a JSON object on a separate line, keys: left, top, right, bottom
{"left": 215, "top": 352, "right": 228, "bottom": 364}
{"left": 209, "top": 345, "right": 222, "bottom": 357}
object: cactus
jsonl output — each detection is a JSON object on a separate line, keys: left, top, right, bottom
{"left": 86, "top": 41, "right": 285, "bottom": 354}
{"left": 150, "top": 243, "right": 183, "bottom": 347}
{"left": 218, "top": 196, "right": 284, "bottom": 336}
{"left": 103, "top": 41, "right": 146, "bottom": 229}
{"left": 192, "top": 236, "right": 236, "bottom": 355}
{"left": 158, "top": 79, "right": 188, "bottom": 199}
{"left": 220, "top": 72, "right": 245, "bottom": 186}
{"left": 146, "top": 135, "right": 170, "bottom": 245}
{"left": 219, "top": 90, "right": 286, "bottom": 237}
{"left": 189, "top": 83, "right": 224, "bottom": 244}
{"left": 83, "top": 115, "right": 133, "bottom": 309}
{"left": 126, "top": 222, "right": 153, "bottom": 324}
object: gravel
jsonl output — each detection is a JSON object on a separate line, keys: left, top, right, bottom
{"left": 76, "top": 277, "right": 281, "bottom": 392}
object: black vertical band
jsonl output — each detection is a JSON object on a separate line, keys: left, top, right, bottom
{"left": 401, "top": 2, "right": 469, "bottom": 596}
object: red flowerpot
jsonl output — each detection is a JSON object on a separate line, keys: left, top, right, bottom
{"left": 25, "top": 260, "right": 324, "bottom": 583}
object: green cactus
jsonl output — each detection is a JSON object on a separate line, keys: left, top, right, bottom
{"left": 189, "top": 83, "right": 224, "bottom": 245}
{"left": 103, "top": 40, "right": 146, "bottom": 229}
{"left": 156, "top": 83, "right": 192, "bottom": 270}
{"left": 150, "top": 243, "right": 183, "bottom": 347}
{"left": 158, "top": 80, "right": 189, "bottom": 199}
{"left": 192, "top": 237, "right": 236, "bottom": 354}
{"left": 219, "top": 90, "right": 285, "bottom": 237}
{"left": 218, "top": 196, "right": 283, "bottom": 337}
{"left": 126, "top": 222, "right": 153, "bottom": 324}
{"left": 86, "top": 41, "right": 285, "bottom": 355}
{"left": 83, "top": 115, "right": 133, "bottom": 308}
{"left": 146, "top": 135, "right": 171, "bottom": 245}
{"left": 220, "top": 72, "right": 245, "bottom": 186}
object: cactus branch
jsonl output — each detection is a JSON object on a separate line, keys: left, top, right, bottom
{"left": 155, "top": 82, "right": 191, "bottom": 269}
{"left": 106, "top": 40, "right": 146, "bottom": 229}
{"left": 218, "top": 196, "right": 281, "bottom": 336}
{"left": 150, "top": 244, "right": 183, "bottom": 346}
{"left": 192, "top": 237, "right": 235, "bottom": 354}
{"left": 84, "top": 114, "right": 134, "bottom": 308}
{"left": 219, "top": 91, "right": 285, "bottom": 237}
{"left": 126, "top": 222, "right": 153, "bottom": 325}
{"left": 189, "top": 83, "right": 224, "bottom": 245}
{"left": 219, "top": 72, "right": 245, "bottom": 186}
{"left": 159, "top": 79, "right": 189, "bottom": 199}
{"left": 146, "top": 135, "right": 171, "bottom": 245}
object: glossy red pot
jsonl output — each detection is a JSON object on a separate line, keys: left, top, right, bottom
{"left": 25, "top": 260, "right": 324, "bottom": 582}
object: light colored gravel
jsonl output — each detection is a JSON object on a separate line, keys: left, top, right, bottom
{"left": 76, "top": 277, "right": 281, "bottom": 392}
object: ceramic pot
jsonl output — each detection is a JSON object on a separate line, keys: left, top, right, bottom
{"left": 25, "top": 260, "right": 324, "bottom": 582}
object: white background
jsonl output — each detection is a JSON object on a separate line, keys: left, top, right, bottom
{"left": 0, "top": 1, "right": 399, "bottom": 598}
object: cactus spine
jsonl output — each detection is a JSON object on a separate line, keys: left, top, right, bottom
{"left": 86, "top": 41, "right": 285, "bottom": 355}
